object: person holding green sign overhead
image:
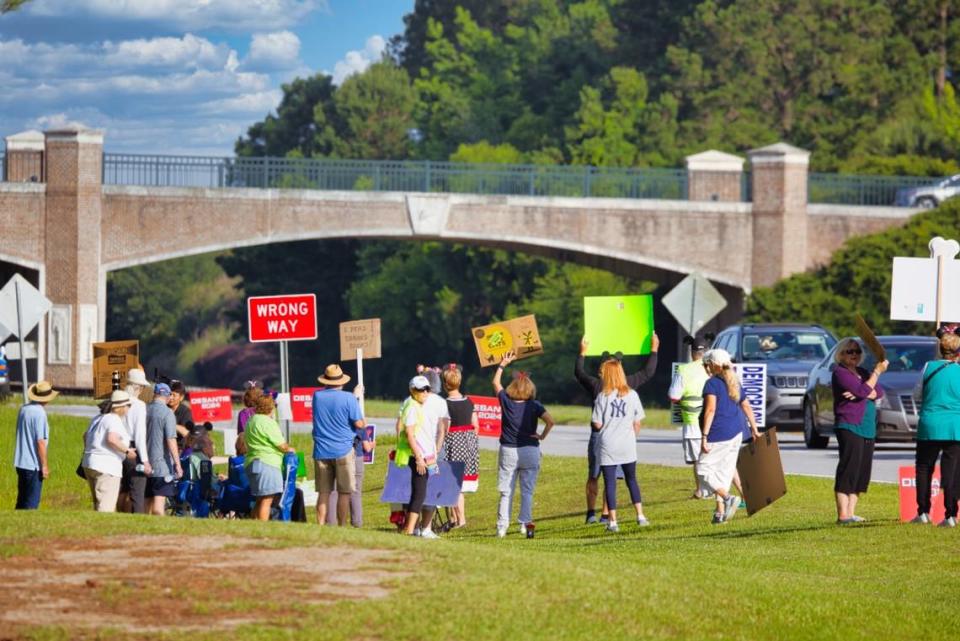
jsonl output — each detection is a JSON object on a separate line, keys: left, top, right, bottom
{"left": 575, "top": 333, "right": 659, "bottom": 524}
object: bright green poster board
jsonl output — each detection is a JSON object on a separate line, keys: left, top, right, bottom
{"left": 583, "top": 295, "right": 654, "bottom": 355}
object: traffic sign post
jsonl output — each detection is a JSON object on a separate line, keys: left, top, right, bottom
{"left": 662, "top": 273, "right": 727, "bottom": 361}
{"left": 247, "top": 294, "right": 318, "bottom": 442}
{"left": 0, "top": 274, "right": 52, "bottom": 404}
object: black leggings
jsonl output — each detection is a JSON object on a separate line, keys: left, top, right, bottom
{"left": 407, "top": 458, "right": 429, "bottom": 515}
{"left": 834, "top": 429, "right": 874, "bottom": 494}
{"left": 915, "top": 440, "right": 960, "bottom": 519}
{"left": 601, "top": 462, "right": 641, "bottom": 511}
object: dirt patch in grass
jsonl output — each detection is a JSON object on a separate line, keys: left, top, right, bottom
{"left": 0, "top": 535, "right": 400, "bottom": 639}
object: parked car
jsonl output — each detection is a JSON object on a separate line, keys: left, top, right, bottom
{"left": 711, "top": 323, "right": 838, "bottom": 429}
{"left": 894, "top": 175, "right": 960, "bottom": 208}
{"left": 801, "top": 335, "right": 939, "bottom": 448}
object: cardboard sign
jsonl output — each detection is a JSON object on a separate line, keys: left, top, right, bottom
{"left": 188, "top": 389, "right": 233, "bottom": 423}
{"left": 471, "top": 314, "right": 543, "bottom": 367}
{"left": 669, "top": 362, "right": 766, "bottom": 428}
{"left": 362, "top": 425, "right": 376, "bottom": 464}
{"left": 898, "top": 465, "right": 946, "bottom": 522}
{"left": 340, "top": 318, "right": 382, "bottom": 360}
{"left": 736, "top": 428, "right": 786, "bottom": 516}
{"left": 468, "top": 395, "right": 502, "bottom": 437}
{"left": 92, "top": 340, "right": 140, "bottom": 399}
{"left": 583, "top": 295, "right": 654, "bottom": 356}
{"left": 854, "top": 313, "right": 886, "bottom": 361}
{"left": 247, "top": 293, "right": 318, "bottom": 342}
{"left": 291, "top": 386, "right": 322, "bottom": 423}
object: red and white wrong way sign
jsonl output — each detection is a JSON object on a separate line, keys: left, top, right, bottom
{"left": 247, "top": 294, "right": 318, "bottom": 342}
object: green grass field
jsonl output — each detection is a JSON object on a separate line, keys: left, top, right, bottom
{"left": 1, "top": 406, "right": 957, "bottom": 640}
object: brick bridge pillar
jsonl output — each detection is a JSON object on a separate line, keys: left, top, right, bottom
{"left": 685, "top": 150, "right": 744, "bottom": 202}
{"left": 748, "top": 142, "right": 810, "bottom": 289}
{"left": 42, "top": 128, "right": 105, "bottom": 388}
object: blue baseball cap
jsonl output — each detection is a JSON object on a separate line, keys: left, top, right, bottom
{"left": 153, "top": 382, "right": 172, "bottom": 397}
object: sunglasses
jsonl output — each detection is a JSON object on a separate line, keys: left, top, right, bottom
{"left": 843, "top": 348, "right": 862, "bottom": 355}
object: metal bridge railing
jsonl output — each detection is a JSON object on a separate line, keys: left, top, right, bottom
{"left": 101, "top": 153, "right": 689, "bottom": 200}
{"left": 808, "top": 172, "right": 938, "bottom": 207}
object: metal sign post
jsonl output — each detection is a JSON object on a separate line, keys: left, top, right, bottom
{"left": 15, "top": 279, "right": 28, "bottom": 405}
{"left": 279, "top": 340, "right": 290, "bottom": 442}
{"left": 356, "top": 347, "right": 365, "bottom": 417}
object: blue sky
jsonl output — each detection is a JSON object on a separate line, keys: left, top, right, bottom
{"left": 0, "top": 0, "right": 413, "bottom": 154}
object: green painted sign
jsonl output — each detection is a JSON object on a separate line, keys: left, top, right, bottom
{"left": 583, "top": 295, "right": 654, "bottom": 356}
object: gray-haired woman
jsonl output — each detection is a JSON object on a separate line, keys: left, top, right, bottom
{"left": 82, "top": 390, "right": 137, "bottom": 512}
{"left": 698, "top": 349, "right": 760, "bottom": 524}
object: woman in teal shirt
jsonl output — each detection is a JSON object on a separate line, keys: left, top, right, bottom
{"left": 912, "top": 331, "right": 960, "bottom": 527}
{"left": 244, "top": 394, "right": 294, "bottom": 521}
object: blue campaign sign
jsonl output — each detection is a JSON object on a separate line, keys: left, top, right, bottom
{"left": 380, "top": 460, "right": 465, "bottom": 507}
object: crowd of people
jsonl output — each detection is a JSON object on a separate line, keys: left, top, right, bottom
{"left": 11, "top": 326, "right": 960, "bottom": 533}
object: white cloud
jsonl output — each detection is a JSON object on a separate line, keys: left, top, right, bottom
{"left": 25, "top": 0, "right": 325, "bottom": 33}
{"left": 27, "top": 113, "right": 91, "bottom": 131}
{"left": 331, "top": 35, "right": 386, "bottom": 85}
{"left": 245, "top": 31, "right": 301, "bottom": 71}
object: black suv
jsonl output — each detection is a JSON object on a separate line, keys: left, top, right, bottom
{"left": 711, "top": 323, "right": 838, "bottom": 429}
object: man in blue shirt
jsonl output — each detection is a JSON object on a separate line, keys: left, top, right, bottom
{"left": 312, "top": 363, "right": 365, "bottom": 526}
{"left": 14, "top": 381, "right": 58, "bottom": 509}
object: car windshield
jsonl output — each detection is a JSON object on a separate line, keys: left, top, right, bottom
{"left": 741, "top": 331, "right": 834, "bottom": 361}
{"left": 861, "top": 342, "right": 938, "bottom": 372}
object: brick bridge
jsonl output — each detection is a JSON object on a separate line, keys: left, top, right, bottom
{"left": 0, "top": 128, "right": 918, "bottom": 388}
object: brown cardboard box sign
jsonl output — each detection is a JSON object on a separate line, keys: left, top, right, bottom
{"left": 736, "top": 427, "right": 787, "bottom": 516}
{"left": 92, "top": 340, "right": 140, "bottom": 399}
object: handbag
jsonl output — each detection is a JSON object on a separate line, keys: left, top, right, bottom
{"left": 75, "top": 461, "right": 86, "bottom": 479}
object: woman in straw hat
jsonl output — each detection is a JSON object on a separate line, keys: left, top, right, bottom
{"left": 82, "top": 390, "right": 136, "bottom": 512}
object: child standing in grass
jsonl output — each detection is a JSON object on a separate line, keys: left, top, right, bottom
{"left": 591, "top": 360, "right": 648, "bottom": 532}
{"left": 493, "top": 351, "right": 555, "bottom": 538}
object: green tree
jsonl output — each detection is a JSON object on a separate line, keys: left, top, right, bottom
{"left": 331, "top": 60, "right": 418, "bottom": 160}
{"left": 1, "top": 0, "right": 31, "bottom": 13}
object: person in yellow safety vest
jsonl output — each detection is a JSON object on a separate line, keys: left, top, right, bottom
{"left": 669, "top": 335, "right": 712, "bottom": 498}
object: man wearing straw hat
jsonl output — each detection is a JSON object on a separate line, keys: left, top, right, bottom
{"left": 312, "top": 363, "right": 366, "bottom": 526}
{"left": 14, "top": 381, "right": 58, "bottom": 509}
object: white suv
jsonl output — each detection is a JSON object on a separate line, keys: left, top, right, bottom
{"left": 895, "top": 175, "right": 960, "bottom": 208}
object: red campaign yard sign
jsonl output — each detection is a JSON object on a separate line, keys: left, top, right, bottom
{"left": 247, "top": 294, "right": 318, "bottom": 342}
{"left": 291, "top": 387, "right": 322, "bottom": 423}
{"left": 188, "top": 389, "right": 233, "bottom": 423}
{"left": 468, "top": 395, "right": 502, "bottom": 438}
{"left": 898, "top": 465, "right": 945, "bottom": 522}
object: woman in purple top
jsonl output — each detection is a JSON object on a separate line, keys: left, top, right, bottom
{"left": 831, "top": 338, "right": 888, "bottom": 524}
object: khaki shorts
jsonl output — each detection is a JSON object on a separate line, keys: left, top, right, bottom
{"left": 314, "top": 451, "right": 356, "bottom": 495}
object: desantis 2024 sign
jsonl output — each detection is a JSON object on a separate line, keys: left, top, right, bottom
{"left": 247, "top": 294, "right": 317, "bottom": 343}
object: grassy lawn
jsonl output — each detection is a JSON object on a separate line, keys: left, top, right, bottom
{"left": 1, "top": 406, "right": 956, "bottom": 640}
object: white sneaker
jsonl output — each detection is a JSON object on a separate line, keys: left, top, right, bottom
{"left": 519, "top": 523, "right": 527, "bottom": 536}
{"left": 910, "top": 513, "right": 931, "bottom": 524}
{"left": 419, "top": 529, "right": 440, "bottom": 539}
{"left": 636, "top": 516, "right": 650, "bottom": 527}
{"left": 938, "top": 517, "right": 957, "bottom": 528}
{"left": 605, "top": 521, "right": 619, "bottom": 533}
{"left": 496, "top": 527, "right": 507, "bottom": 538}
{"left": 723, "top": 495, "right": 739, "bottom": 522}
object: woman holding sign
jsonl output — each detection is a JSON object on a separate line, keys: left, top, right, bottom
{"left": 831, "top": 338, "right": 888, "bottom": 524}
{"left": 493, "top": 352, "right": 555, "bottom": 538}
{"left": 699, "top": 349, "right": 761, "bottom": 524}
{"left": 911, "top": 330, "right": 960, "bottom": 527}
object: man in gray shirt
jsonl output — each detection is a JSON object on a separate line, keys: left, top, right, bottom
{"left": 145, "top": 383, "right": 182, "bottom": 516}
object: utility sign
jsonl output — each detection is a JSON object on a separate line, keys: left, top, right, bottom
{"left": 247, "top": 294, "right": 318, "bottom": 342}
{"left": 662, "top": 272, "right": 727, "bottom": 336}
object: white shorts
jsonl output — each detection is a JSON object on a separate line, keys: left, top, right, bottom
{"left": 682, "top": 438, "right": 699, "bottom": 465}
{"left": 697, "top": 434, "right": 743, "bottom": 493}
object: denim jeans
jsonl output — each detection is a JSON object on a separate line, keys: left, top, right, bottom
{"left": 497, "top": 445, "right": 541, "bottom": 529}
{"left": 15, "top": 467, "right": 42, "bottom": 509}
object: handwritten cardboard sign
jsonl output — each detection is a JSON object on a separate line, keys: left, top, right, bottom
{"left": 467, "top": 395, "right": 502, "bottom": 437}
{"left": 188, "top": 389, "right": 233, "bottom": 423}
{"left": 471, "top": 314, "right": 543, "bottom": 367}
{"left": 92, "top": 340, "right": 139, "bottom": 399}
{"left": 340, "top": 318, "right": 382, "bottom": 360}
{"left": 854, "top": 313, "right": 887, "bottom": 361}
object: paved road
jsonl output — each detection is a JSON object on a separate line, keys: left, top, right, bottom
{"left": 53, "top": 406, "right": 913, "bottom": 483}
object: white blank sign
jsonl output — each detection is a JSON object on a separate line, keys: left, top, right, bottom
{"left": 890, "top": 257, "right": 960, "bottom": 322}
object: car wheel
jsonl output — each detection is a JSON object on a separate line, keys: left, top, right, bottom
{"left": 917, "top": 196, "right": 938, "bottom": 209}
{"left": 803, "top": 400, "right": 829, "bottom": 449}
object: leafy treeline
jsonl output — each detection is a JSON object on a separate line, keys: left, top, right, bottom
{"left": 746, "top": 200, "right": 960, "bottom": 338}
{"left": 108, "top": 1, "right": 960, "bottom": 401}
{"left": 240, "top": 0, "right": 960, "bottom": 175}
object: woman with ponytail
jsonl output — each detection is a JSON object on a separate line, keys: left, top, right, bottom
{"left": 592, "top": 359, "right": 647, "bottom": 532}
{"left": 698, "top": 349, "right": 760, "bottom": 524}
